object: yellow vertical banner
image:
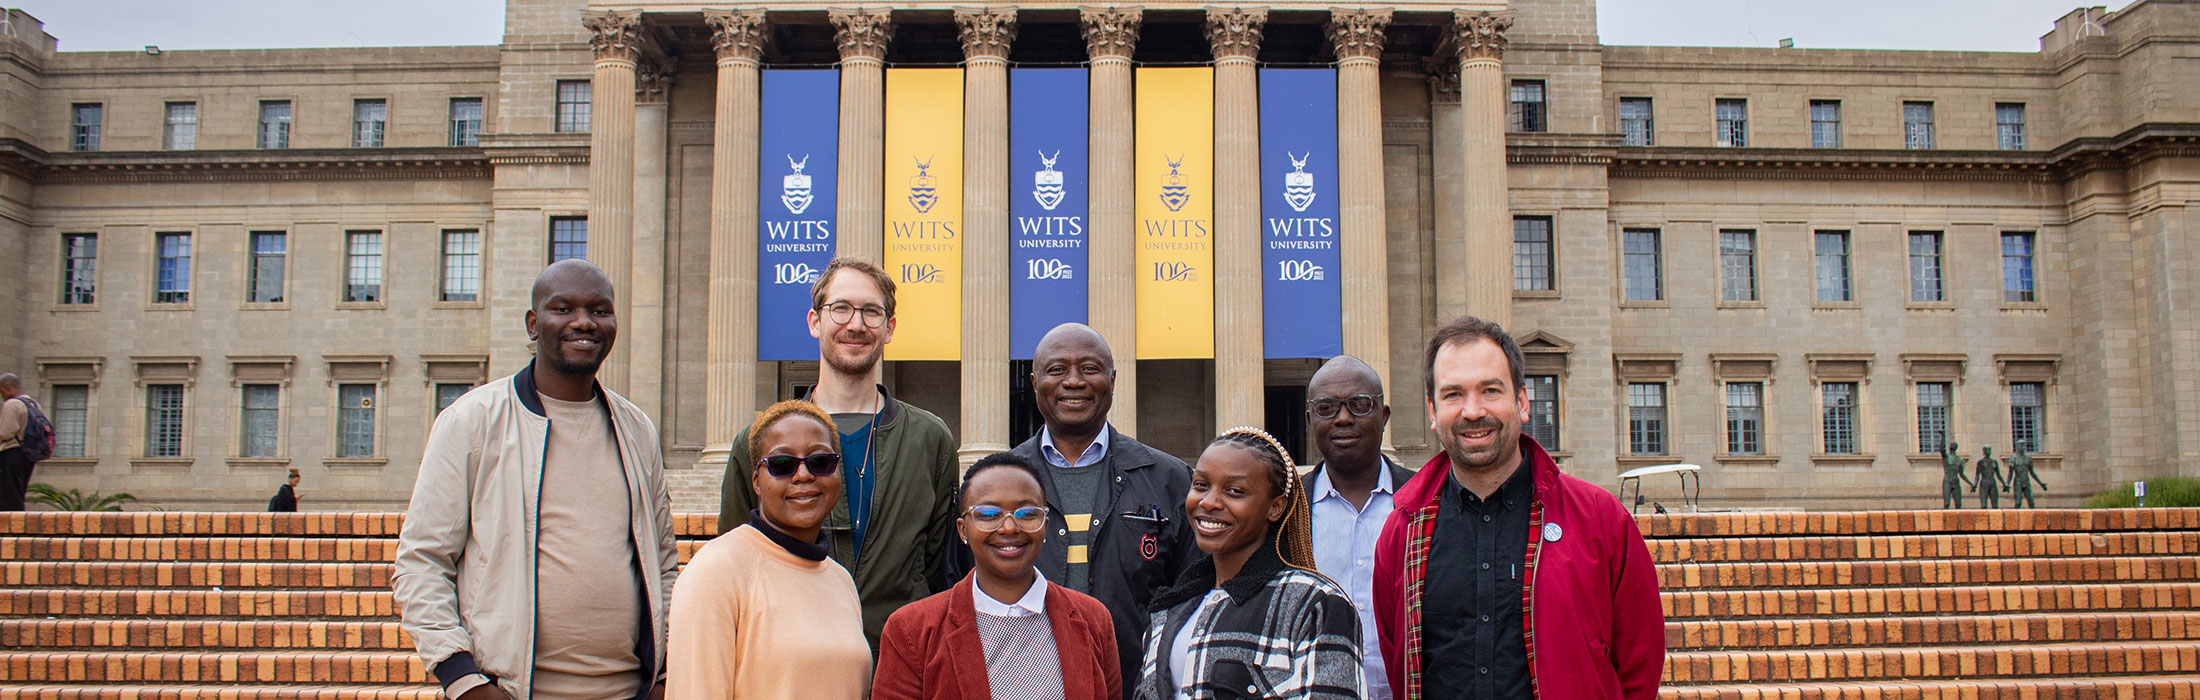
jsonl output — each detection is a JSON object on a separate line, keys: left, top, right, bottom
{"left": 883, "top": 68, "right": 964, "bottom": 361}
{"left": 1134, "top": 67, "right": 1215, "bottom": 359}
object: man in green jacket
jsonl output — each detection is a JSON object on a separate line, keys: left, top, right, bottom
{"left": 719, "top": 257, "right": 959, "bottom": 647}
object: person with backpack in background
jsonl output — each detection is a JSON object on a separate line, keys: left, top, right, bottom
{"left": 0, "top": 373, "right": 57, "bottom": 511}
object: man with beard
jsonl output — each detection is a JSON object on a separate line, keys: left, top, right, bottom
{"left": 1372, "top": 316, "right": 1663, "bottom": 700}
{"left": 395, "top": 260, "right": 678, "bottom": 700}
{"left": 718, "top": 257, "right": 959, "bottom": 648}
{"left": 1301, "top": 354, "right": 1413, "bottom": 700}
{"left": 1007, "top": 322, "right": 1192, "bottom": 697}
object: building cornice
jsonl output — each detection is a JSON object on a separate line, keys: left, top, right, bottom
{"left": 13, "top": 145, "right": 490, "bottom": 184}
{"left": 1582, "top": 124, "right": 2200, "bottom": 183}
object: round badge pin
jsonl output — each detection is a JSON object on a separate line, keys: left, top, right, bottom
{"left": 1543, "top": 522, "right": 1563, "bottom": 543}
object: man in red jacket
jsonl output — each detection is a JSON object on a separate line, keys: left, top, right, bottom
{"left": 1373, "top": 316, "right": 1664, "bottom": 700}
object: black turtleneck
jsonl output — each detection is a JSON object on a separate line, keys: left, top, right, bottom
{"left": 747, "top": 510, "right": 829, "bottom": 562}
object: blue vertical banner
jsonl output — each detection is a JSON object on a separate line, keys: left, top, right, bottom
{"left": 758, "top": 69, "right": 839, "bottom": 362}
{"left": 1009, "top": 68, "right": 1090, "bottom": 360}
{"left": 1258, "top": 68, "right": 1342, "bottom": 359}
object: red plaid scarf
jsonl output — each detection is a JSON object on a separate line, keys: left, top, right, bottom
{"left": 1398, "top": 485, "right": 1547, "bottom": 700}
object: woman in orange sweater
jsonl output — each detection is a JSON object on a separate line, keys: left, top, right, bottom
{"left": 871, "top": 452, "right": 1120, "bottom": 700}
{"left": 669, "top": 401, "right": 872, "bottom": 699}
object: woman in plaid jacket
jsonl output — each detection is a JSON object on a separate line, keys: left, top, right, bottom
{"left": 1133, "top": 428, "right": 1364, "bottom": 700}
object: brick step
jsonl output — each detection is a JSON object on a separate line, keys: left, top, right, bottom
{"left": 0, "top": 537, "right": 711, "bottom": 566}
{"left": 1650, "top": 531, "right": 2198, "bottom": 563}
{"left": 0, "top": 652, "right": 429, "bottom": 685}
{"left": 1662, "top": 582, "right": 2200, "bottom": 619}
{"left": 0, "top": 512, "right": 725, "bottom": 540}
{"left": 1658, "top": 676, "right": 2200, "bottom": 700}
{"left": 1657, "top": 555, "right": 2200, "bottom": 589}
{"left": 3, "top": 563, "right": 391, "bottom": 590}
{"left": 1664, "top": 641, "right": 2200, "bottom": 684}
{"left": 0, "top": 590, "right": 395, "bottom": 619}
{"left": 1669, "top": 612, "right": 2200, "bottom": 650}
{"left": 0, "top": 686, "right": 440, "bottom": 700}
{"left": 0, "top": 620, "right": 410, "bottom": 651}
{"left": 1639, "top": 509, "right": 2200, "bottom": 539}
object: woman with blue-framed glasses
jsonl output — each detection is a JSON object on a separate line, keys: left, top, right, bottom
{"left": 872, "top": 452, "right": 1121, "bottom": 700}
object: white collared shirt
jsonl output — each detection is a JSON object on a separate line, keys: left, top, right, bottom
{"left": 1311, "top": 460, "right": 1399, "bottom": 700}
{"left": 972, "top": 568, "right": 1050, "bottom": 618}
{"left": 1037, "top": 425, "right": 1111, "bottom": 469}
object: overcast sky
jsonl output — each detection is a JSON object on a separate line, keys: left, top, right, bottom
{"left": 6, "top": 0, "right": 2134, "bottom": 54}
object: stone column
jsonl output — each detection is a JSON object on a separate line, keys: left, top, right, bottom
{"left": 1208, "top": 7, "right": 1266, "bottom": 432}
{"left": 957, "top": 8, "right": 1016, "bottom": 467}
{"left": 831, "top": 8, "right": 892, "bottom": 262}
{"left": 1331, "top": 9, "right": 1393, "bottom": 449}
{"left": 1082, "top": 7, "right": 1141, "bottom": 436}
{"left": 699, "top": 9, "right": 767, "bottom": 473}
{"left": 584, "top": 9, "right": 641, "bottom": 393}
{"left": 631, "top": 59, "right": 672, "bottom": 423}
{"left": 1455, "top": 10, "right": 1514, "bottom": 329}
{"left": 1425, "top": 55, "right": 1467, "bottom": 322}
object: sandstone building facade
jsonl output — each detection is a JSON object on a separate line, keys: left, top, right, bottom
{"left": 1, "top": 0, "right": 2193, "bottom": 510}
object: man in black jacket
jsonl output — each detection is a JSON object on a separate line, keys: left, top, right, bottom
{"left": 1009, "top": 322, "right": 1193, "bottom": 697}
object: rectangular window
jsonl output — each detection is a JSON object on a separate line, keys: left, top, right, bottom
{"left": 1908, "top": 232, "right": 1944, "bottom": 303}
{"left": 1725, "top": 382, "right": 1764, "bottom": 455}
{"left": 145, "top": 384, "right": 185, "bottom": 458}
{"left": 164, "top": 102, "right": 197, "bottom": 150}
{"left": 1622, "top": 228, "right": 1662, "bottom": 301}
{"left": 1916, "top": 381, "right": 1952, "bottom": 454}
{"left": 1627, "top": 383, "right": 1667, "bottom": 455}
{"left": 1715, "top": 99, "right": 1747, "bottom": 147}
{"left": 1815, "top": 231, "right": 1852, "bottom": 302}
{"left": 2002, "top": 232, "right": 2036, "bottom": 303}
{"left": 59, "top": 233, "right": 97, "bottom": 305}
{"left": 1619, "top": 97, "right": 1652, "bottom": 146}
{"left": 1997, "top": 103, "right": 2027, "bottom": 151}
{"left": 337, "top": 384, "right": 377, "bottom": 458}
{"left": 1821, "top": 382, "right": 1859, "bottom": 455}
{"left": 1512, "top": 216, "right": 1554, "bottom": 291}
{"left": 1719, "top": 229, "right": 1757, "bottom": 302}
{"left": 435, "top": 383, "right": 473, "bottom": 415}
{"left": 2011, "top": 382, "right": 2046, "bottom": 453}
{"left": 1524, "top": 375, "right": 1560, "bottom": 450}
{"left": 50, "top": 385, "right": 89, "bottom": 459}
{"left": 155, "top": 232, "right": 192, "bottom": 304}
{"left": 441, "top": 230, "right": 482, "bottom": 302}
{"left": 239, "top": 384, "right": 281, "bottom": 458}
{"left": 70, "top": 103, "right": 102, "bottom": 151}
{"left": 248, "top": 231, "right": 286, "bottom": 303}
{"left": 344, "top": 231, "right": 383, "bottom": 303}
{"left": 1509, "top": 80, "right": 1547, "bottom": 133}
{"left": 556, "top": 80, "right": 592, "bottom": 133}
{"left": 549, "top": 217, "right": 589, "bottom": 263}
{"left": 258, "top": 100, "right": 292, "bottom": 149}
{"left": 353, "top": 99, "right": 387, "bottom": 148}
{"left": 1810, "top": 100, "right": 1842, "bottom": 148}
{"left": 450, "top": 98, "right": 484, "bottom": 147}
{"left": 1903, "top": 101, "right": 1935, "bottom": 149}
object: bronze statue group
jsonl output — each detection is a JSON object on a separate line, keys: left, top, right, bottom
{"left": 1939, "top": 441, "right": 2049, "bottom": 509}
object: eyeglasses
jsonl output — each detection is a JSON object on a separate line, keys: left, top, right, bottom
{"left": 1308, "top": 393, "right": 1384, "bottom": 420}
{"left": 758, "top": 452, "right": 842, "bottom": 478}
{"left": 963, "top": 505, "right": 1050, "bottom": 532}
{"left": 820, "top": 301, "right": 888, "bottom": 328}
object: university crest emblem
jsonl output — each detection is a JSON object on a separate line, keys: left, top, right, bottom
{"left": 908, "top": 155, "right": 939, "bottom": 214}
{"left": 1159, "top": 153, "right": 1191, "bottom": 212}
{"left": 1033, "top": 150, "right": 1066, "bottom": 211}
{"left": 780, "top": 154, "right": 814, "bottom": 215}
{"left": 1283, "top": 152, "right": 1317, "bottom": 213}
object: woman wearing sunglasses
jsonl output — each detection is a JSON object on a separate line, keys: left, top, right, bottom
{"left": 1135, "top": 427, "right": 1363, "bottom": 700}
{"left": 872, "top": 452, "right": 1120, "bottom": 700}
{"left": 669, "top": 400, "right": 872, "bottom": 700}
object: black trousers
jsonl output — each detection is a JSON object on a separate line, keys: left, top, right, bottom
{"left": 0, "top": 447, "right": 31, "bottom": 511}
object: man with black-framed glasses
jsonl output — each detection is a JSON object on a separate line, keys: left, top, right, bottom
{"left": 717, "top": 256, "right": 960, "bottom": 650}
{"left": 1302, "top": 354, "right": 1411, "bottom": 700}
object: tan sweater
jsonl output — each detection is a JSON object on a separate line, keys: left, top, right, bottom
{"left": 0, "top": 397, "right": 25, "bottom": 451}
{"left": 533, "top": 394, "right": 642, "bottom": 700}
{"left": 669, "top": 524, "right": 872, "bottom": 700}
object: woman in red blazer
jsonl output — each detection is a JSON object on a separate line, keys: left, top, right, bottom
{"left": 873, "top": 453, "right": 1121, "bottom": 700}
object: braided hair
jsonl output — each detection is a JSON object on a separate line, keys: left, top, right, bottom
{"left": 1210, "top": 426, "right": 1317, "bottom": 572}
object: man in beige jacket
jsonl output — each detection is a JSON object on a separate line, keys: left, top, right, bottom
{"left": 395, "top": 260, "right": 678, "bottom": 700}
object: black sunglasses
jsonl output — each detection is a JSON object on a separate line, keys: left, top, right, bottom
{"left": 758, "top": 452, "right": 842, "bottom": 478}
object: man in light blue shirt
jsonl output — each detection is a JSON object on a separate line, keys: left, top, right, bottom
{"left": 1301, "top": 354, "right": 1411, "bottom": 700}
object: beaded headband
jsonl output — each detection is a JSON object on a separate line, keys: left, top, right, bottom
{"left": 1220, "top": 425, "right": 1295, "bottom": 498}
